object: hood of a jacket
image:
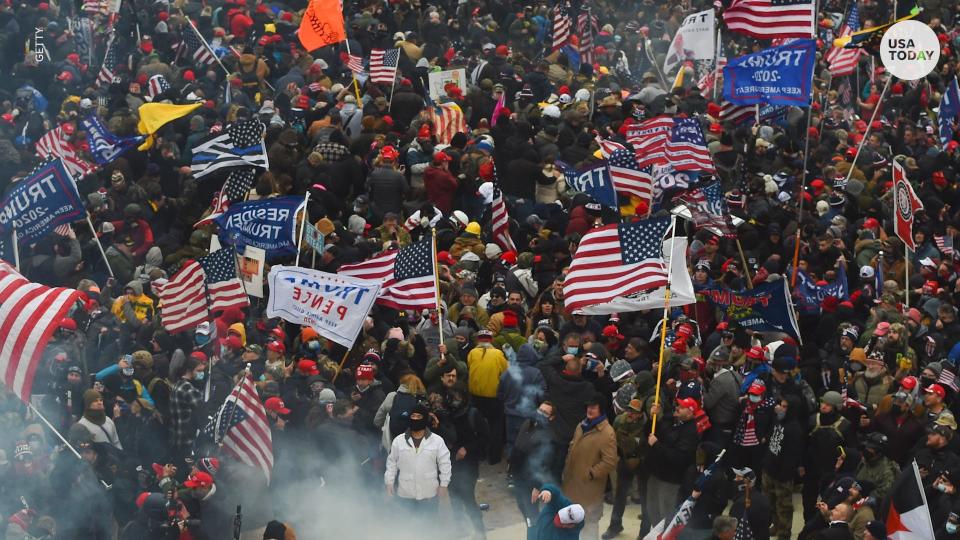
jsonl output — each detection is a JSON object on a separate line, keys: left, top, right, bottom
{"left": 516, "top": 344, "right": 540, "bottom": 367}
{"left": 126, "top": 280, "right": 144, "bottom": 296}
{"left": 145, "top": 246, "right": 162, "bottom": 267}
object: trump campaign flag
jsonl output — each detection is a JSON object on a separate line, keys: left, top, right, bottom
{"left": 939, "top": 77, "right": 960, "bottom": 146}
{"left": 697, "top": 279, "right": 802, "bottom": 342}
{"left": 663, "top": 9, "right": 716, "bottom": 76}
{"left": 213, "top": 197, "right": 305, "bottom": 258}
{"left": 561, "top": 161, "right": 619, "bottom": 208}
{"left": 298, "top": 0, "right": 345, "bottom": 52}
{"left": 893, "top": 161, "right": 924, "bottom": 251}
{"left": 81, "top": 115, "right": 145, "bottom": 165}
{"left": 267, "top": 266, "right": 381, "bottom": 348}
{"left": 0, "top": 159, "right": 86, "bottom": 260}
{"left": 794, "top": 265, "right": 849, "bottom": 314}
{"left": 723, "top": 39, "right": 817, "bottom": 106}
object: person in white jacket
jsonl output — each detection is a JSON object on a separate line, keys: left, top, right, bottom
{"left": 384, "top": 404, "right": 452, "bottom": 515}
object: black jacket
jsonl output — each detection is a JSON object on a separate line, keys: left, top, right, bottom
{"left": 538, "top": 355, "right": 596, "bottom": 443}
{"left": 730, "top": 490, "right": 773, "bottom": 540}
{"left": 647, "top": 418, "right": 700, "bottom": 484}
{"left": 763, "top": 416, "right": 806, "bottom": 482}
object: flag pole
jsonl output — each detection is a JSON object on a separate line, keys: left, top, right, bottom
{"left": 844, "top": 76, "right": 892, "bottom": 183}
{"left": 712, "top": 26, "right": 721, "bottom": 101}
{"left": 294, "top": 192, "right": 310, "bottom": 267}
{"left": 735, "top": 238, "right": 753, "bottom": 289}
{"left": 342, "top": 39, "right": 363, "bottom": 105}
{"left": 10, "top": 229, "right": 19, "bottom": 272}
{"left": 905, "top": 241, "right": 910, "bottom": 307}
{"left": 651, "top": 214, "right": 678, "bottom": 435}
{"left": 85, "top": 215, "right": 114, "bottom": 277}
{"left": 431, "top": 227, "right": 443, "bottom": 347}
{"left": 388, "top": 74, "right": 398, "bottom": 107}
{"left": 27, "top": 402, "right": 111, "bottom": 488}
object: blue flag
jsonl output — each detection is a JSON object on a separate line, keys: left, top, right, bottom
{"left": 793, "top": 266, "right": 849, "bottom": 314}
{"left": 0, "top": 159, "right": 86, "bottom": 263}
{"left": 939, "top": 77, "right": 960, "bottom": 146}
{"left": 695, "top": 278, "right": 802, "bottom": 342}
{"left": 81, "top": 115, "right": 145, "bottom": 165}
{"left": 213, "top": 196, "right": 305, "bottom": 258}
{"left": 560, "top": 162, "right": 618, "bottom": 208}
{"left": 723, "top": 39, "right": 817, "bottom": 107}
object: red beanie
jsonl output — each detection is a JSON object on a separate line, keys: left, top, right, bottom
{"left": 502, "top": 310, "right": 519, "bottom": 328}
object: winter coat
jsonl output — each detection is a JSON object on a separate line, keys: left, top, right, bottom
{"left": 703, "top": 368, "right": 742, "bottom": 427}
{"left": 449, "top": 234, "right": 484, "bottom": 259}
{"left": 647, "top": 417, "right": 700, "bottom": 484}
{"left": 367, "top": 166, "right": 408, "bottom": 218}
{"left": 467, "top": 343, "right": 508, "bottom": 398}
{"left": 424, "top": 165, "right": 458, "bottom": 213}
{"left": 384, "top": 429, "right": 452, "bottom": 500}
{"left": 561, "top": 417, "right": 618, "bottom": 513}
{"left": 528, "top": 483, "right": 584, "bottom": 540}
{"left": 762, "top": 414, "right": 805, "bottom": 483}
{"left": 498, "top": 344, "right": 546, "bottom": 418}
{"left": 538, "top": 354, "right": 597, "bottom": 442}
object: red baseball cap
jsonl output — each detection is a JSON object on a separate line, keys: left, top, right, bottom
{"left": 863, "top": 218, "right": 879, "bottom": 229}
{"left": 433, "top": 151, "right": 452, "bottom": 162}
{"left": 264, "top": 397, "right": 291, "bottom": 415}
{"left": 266, "top": 340, "right": 285, "bottom": 354}
{"left": 676, "top": 397, "right": 700, "bottom": 411}
{"left": 747, "top": 382, "right": 765, "bottom": 395}
{"left": 380, "top": 146, "right": 399, "bottom": 160}
{"left": 184, "top": 472, "right": 214, "bottom": 489}
{"left": 356, "top": 364, "right": 376, "bottom": 381}
{"left": 746, "top": 346, "right": 765, "bottom": 360}
{"left": 925, "top": 384, "right": 946, "bottom": 399}
{"left": 297, "top": 359, "right": 319, "bottom": 376}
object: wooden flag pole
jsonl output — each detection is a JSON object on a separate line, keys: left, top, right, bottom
{"left": 331, "top": 347, "right": 352, "bottom": 383}
{"left": 905, "top": 241, "right": 910, "bottom": 307}
{"left": 735, "top": 238, "right": 753, "bottom": 289}
{"left": 431, "top": 227, "right": 443, "bottom": 347}
{"left": 10, "top": 229, "right": 19, "bottom": 272}
{"left": 651, "top": 214, "right": 678, "bottom": 435}
{"left": 342, "top": 38, "right": 364, "bottom": 105}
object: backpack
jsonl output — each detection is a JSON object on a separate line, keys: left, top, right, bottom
{"left": 389, "top": 392, "right": 419, "bottom": 440}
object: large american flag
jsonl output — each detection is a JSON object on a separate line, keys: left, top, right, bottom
{"left": 195, "top": 168, "right": 258, "bottom": 228}
{"left": 183, "top": 23, "right": 216, "bottom": 68}
{"left": 490, "top": 161, "right": 516, "bottom": 252}
{"left": 627, "top": 116, "right": 715, "bottom": 173}
{"left": 674, "top": 182, "right": 736, "bottom": 238}
{"left": 551, "top": 2, "right": 572, "bottom": 52}
{"left": 191, "top": 119, "right": 269, "bottom": 178}
{"left": 608, "top": 149, "right": 654, "bottom": 203}
{"left": 577, "top": 6, "right": 598, "bottom": 65}
{"left": 595, "top": 134, "right": 626, "bottom": 158}
{"left": 0, "top": 263, "right": 81, "bottom": 401}
{"left": 338, "top": 241, "right": 437, "bottom": 311}
{"left": 722, "top": 0, "right": 815, "bottom": 39}
{"left": 562, "top": 217, "right": 671, "bottom": 313}
{"left": 201, "top": 373, "right": 273, "bottom": 482}
{"left": 427, "top": 102, "right": 466, "bottom": 145}
{"left": 154, "top": 248, "right": 249, "bottom": 333}
{"left": 369, "top": 48, "right": 399, "bottom": 84}
{"left": 96, "top": 32, "right": 118, "bottom": 87}
{"left": 35, "top": 126, "right": 97, "bottom": 180}
{"left": 825, "top": 3, "right": 861, "bottom": 76}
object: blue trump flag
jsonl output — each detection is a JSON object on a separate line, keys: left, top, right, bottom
{"left": 81, "top": 115, "right": 145, "bottom": 165}
{"left": 723, "top": 39, "right": 816, "bottom": 107}
{"left": 0, "top": 159, "right": 86, "bottom": 263}
{"left": 213, "top": 196, "right": 305, "bottom": 259}
{"left": 793, "top": 265, "right": 849, "bottom": 314}
{"left": 695, "top": 278, "right": 802, "bottom": 342}
{"left": 939, "top": 77, "right": 960, "bottom": 146}
{"left": 560, "top": 161, "right": 618, "bottom": 208}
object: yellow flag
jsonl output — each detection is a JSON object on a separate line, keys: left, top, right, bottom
{"left": 136, "top": 102, "right": 203, "bottom": 150}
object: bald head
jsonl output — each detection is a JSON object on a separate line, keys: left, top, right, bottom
{"left": 830, "top": 503, "right": 853, "bottom": 523}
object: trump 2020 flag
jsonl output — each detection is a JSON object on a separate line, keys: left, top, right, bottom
{"left": 561, "top": 161, "right": 618, "bottom": 208}
{"left": 0, "top": 159, "right": 86, "bottom": 252}
{"left": 213, "top": 196, "right": 305, "bottom": 259}
{"left": 724, "top": 39, "right": 816, "bottom": 106}
{"left": 939, "top": 77, "right": 960, "bottom": 146}
{"left": 81, "top": 115, "right": 145, "bottom": 165}
{"left": 663, "top": 9, "right": 716, "bottom": 76}
{"left": 794, "top": 265, "right": 849, "bottom": 314}
{"left": 893, "top": 161, "right": 923, "bottom": 251}
{"left": 886, "top": 461, "right": 935, "bottom": 539}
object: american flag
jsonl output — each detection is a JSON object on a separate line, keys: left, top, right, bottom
{"left": 147, "top": 74, "right": 171, "bottom": 100}
{"left": 627, "top": 116, "right": 715, "bottom": 173}
{"left": 0, "top": 264, "right": 81, "bottom": 401}
{"left": 675, "top": 182, "right": 736, "bottom": 237}
{"left": 96, "top": 32, "right": 118, "bottom": 87}
{"left": 346, "top": 54, "right": 364, "bottom": 74}
{"left": 201, "top": 373, "right": 273, "bottom": 482}
{"left": 697, "top": 57, "right": 726, "bottom": 98}
{"left": 595, "top": 135, "right": 626, "bottom": 158}
{"left": 154, "top": 248, "right": 249, "bottom": 333}
{"left": 490, "top": 161, "right": 516, "bottom": 252}
{"left": 369, "top": 48, "right": 399, "bottom": 84}
{"left": 721, "top": 101, "right": 756, "bottom": 125}
{"left": 939, "top": 363, "right": 959, "bottom": 392}
{"left": 562, "top": 217, "right": 671, "bottom": 313}
{"left": 191, "top": 119, "right": 269, "bottom": 178}
{"left": 935, "top": 235, "right": 955, "bottom": 257}
{"left": 183, "top": 23, "right": 216, "bottom": 68}
{"left": 552, "top": 2, "right": 572, "bottom": 52}
{"left": 577, "top": 6, "right": 598, "bottom": 65}
{"left": 825, "top": 3, "right": 861, "bottom": 76}
{"left": 722, "top": 0, "right": 815, "bottom": 39}
{"left": 195, "top": 168, "right": 258, "bottom": 228}
{"left": 82, "top": 0, "right": 109, "bottom": 15}
{"left": 643, "top": 449, "right": 726, "bottom": 540}
{"left": 338, "top": 241, "right": 438, "bottom": 311}
{"left": 35, "top": 126, "right": 97, "bottom": 180}
{"left": 733, "top": 508, "right": 755, "bottom": 540}
{"left": 427, "top": 102, "right": 466, "bottom": 145}
{"left": 608, "top": 149, "right": 654, "bottom": 203}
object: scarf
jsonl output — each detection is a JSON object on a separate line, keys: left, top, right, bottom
{"left": 84, "top": 409, "right": 107, "bottom": 425}
{"left": 581, "top": 414, "right": 607, "bottom": 433}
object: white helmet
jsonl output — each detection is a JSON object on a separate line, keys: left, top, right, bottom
{"left": 574, "top": 88, "right": 591, "bottom": 102}
{"left": 542, "top": 104, "right": 561, "bottom": 119}
{"left": 451, "top": 210, "right": 469, "bottom": 228}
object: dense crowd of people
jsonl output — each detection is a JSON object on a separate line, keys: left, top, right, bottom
{"left": 2, "top": 0, "right": 960, "bottom": 538}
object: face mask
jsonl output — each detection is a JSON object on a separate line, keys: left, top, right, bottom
{"left": 195, "top": 371, "right": 206, "bottom": 381}
{"left": 195, "top": 334, "right": 210, "bottom": 346}
{"left": 307, "top": 340, "right": 320, "bottom": 351}
{"left": 533, "top": 339, "right": 546, "bottom": 352}
{"left": 122, "top": 367, "right": 134, "bottom": 377}
{"left": 938, "top": 483, "right": 949, "bottom": 493}
{"left": 566, "top": 346, "right": 579, "bottom": 355}
{"left": 921, "top": 376, "right": 936, "bottom": 388}
{"left": 776, "top": 410, "right": 786, "bottom": 421}
{"left": 947, "top": 522, "right": 958, "bottom": 534}
{"left": 749, "top": 395, "right": 762, "bottom": 403}
{"left": 536, "top": 410, "right": 551, "bottom": 424}
{"left": 408, "top": 417, "right": 428, "bottom": 431}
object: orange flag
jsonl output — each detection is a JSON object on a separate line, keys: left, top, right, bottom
{"left": 298, "top": 0, "right": 346, "bottom": 52}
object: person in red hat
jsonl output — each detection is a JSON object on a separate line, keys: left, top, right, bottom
{"left": 264, "top": 396, "right": 291, "bottom": 431}
{"left": 424, "top": 150, "right": 458, "bottom": 213}
{"left": 351, "top": 363, "right": 386, "bottom": 436}
{"left": 923, "top": 383, "right": 952, "bottom": 425}
{"left": 645, "top": 395, "right": 702, "bottom": 529}
{"left": 368, "top": 145, "right": 408, "bottom": 219}
{"left": 731, "top": 380, "right": 775, "bottom": 472}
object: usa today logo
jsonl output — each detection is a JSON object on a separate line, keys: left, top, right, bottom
{"left": 881, "top": 20, "right": 940, "bottom": 80}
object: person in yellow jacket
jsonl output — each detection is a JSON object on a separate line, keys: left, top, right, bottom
{"left": 112, "top": 280, "right": 155, "bottom": 324}
{"left": 467, "top": 329, "right": 509, "bottom": 464}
